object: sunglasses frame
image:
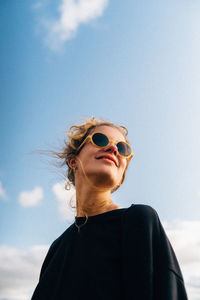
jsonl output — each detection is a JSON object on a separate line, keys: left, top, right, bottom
{"left": 74, "top": 132, "right": 134, "bottom": 160}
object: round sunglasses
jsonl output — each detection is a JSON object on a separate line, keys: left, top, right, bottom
{"left": 74, "top": 132, "right": 134, "bottom": 159}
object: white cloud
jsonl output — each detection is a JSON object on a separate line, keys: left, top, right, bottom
{"left": 0, "top": 245, "right": 49, "bottom": 300}
{"left": 52, "top": 181, "right": 76, "bottom": 221}
{"left": 36, "top": 0, "right": 109, "bottom": 51}
{"left": 19, "top": 187, "right": 43, "bottom": 207}
{"left": 0, "top": 181, "right": 6, "bottom": 200}
{"left": 164, "top": 220, "right": 200, "bottom": 300}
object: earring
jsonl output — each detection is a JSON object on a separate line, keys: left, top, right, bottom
{"left": 65, "top": 180, "right": 71, "bottom": 190}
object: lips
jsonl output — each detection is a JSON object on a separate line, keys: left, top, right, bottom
{"left": 96, "top": 155, "right": 118, "bottom": 167}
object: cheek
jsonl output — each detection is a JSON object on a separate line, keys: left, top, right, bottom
{"left": 117, "top": 161, "right": 127, "bottom": 179}
{"left": 78, "top": 147, "right": 97, "bottom": 165}
{"left": 120, "top": 159, "right": 127, "bottom": 171}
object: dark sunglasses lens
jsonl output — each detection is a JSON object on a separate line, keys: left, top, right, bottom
{"left": 92, "top": 133, "right": 109, "bottom": 147}
{"left": 117, "top": 142, "right": 131, "bottom": 157}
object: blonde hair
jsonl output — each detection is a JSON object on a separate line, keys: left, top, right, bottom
{"left": 53, "top": 117, "right": 131, "bottom": 193}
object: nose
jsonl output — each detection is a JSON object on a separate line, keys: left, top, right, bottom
{"left": 104, "top": 143, "right": 118, "bottom": 156}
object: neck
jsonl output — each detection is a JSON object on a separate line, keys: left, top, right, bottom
{"left": 75, "top": 184, "right": 120, "bottom": 217}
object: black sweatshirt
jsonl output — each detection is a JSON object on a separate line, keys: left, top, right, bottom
{"left": 31, "top": 204, "right": 188, "bottom": 300}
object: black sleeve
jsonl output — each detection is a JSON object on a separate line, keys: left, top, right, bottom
{"left": 153, "top": 213, "right": 188, "bottom": 300}
{"left": 38, "top": 238, "right": 60, "bottom": 280}
{"left": 31, "top": 225, "right": 75, "bottom": 300}
{"left": 121, "top": 204, "right": 188, "bottom": 300}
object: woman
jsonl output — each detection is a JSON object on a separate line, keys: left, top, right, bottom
{"left": 31, "top": 117, "right": 188, "bottom": 300}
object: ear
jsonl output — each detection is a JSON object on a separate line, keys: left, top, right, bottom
{"left": 67, "top": 157, "right": 77, "bottom": 170}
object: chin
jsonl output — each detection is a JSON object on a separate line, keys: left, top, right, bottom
{"left": 89, "top": 170, "right": 118, "bottom": 190}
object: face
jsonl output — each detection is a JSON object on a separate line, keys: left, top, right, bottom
{"left": 73, "top": 126, "right": 128, "bottom": 191}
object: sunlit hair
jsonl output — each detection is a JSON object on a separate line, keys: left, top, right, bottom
{"left": 53, "top": 117, "right": 131, "bottom": 193}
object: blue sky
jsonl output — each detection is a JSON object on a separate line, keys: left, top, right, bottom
{"left": 0, "top": 0, "right": 200, "bottom": 299}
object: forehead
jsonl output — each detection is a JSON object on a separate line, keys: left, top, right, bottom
{"left": 91, "top": 125, "right": 126, "bottom": 141}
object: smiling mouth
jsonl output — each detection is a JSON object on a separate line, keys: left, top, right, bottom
{"left": 96, "top": 156, "right": 117, "bottom": 166}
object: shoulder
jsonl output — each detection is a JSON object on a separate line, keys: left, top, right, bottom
{"left": 39, "top": 223, "right": 75, "bottom": 279}
{"left": 122, "top": 204, "right": 161, "bottom": 234}
{"left": 128, "top": 204, "right": 157, "bottom": 214}
{"left": 125, "top": 204, "right": 159, "bottom": 222}
{"left": 42, "top": 223, "right": 75, "bottom": 260}
{"left": 50, "top": 223, "right": 75, "bottom": 251}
